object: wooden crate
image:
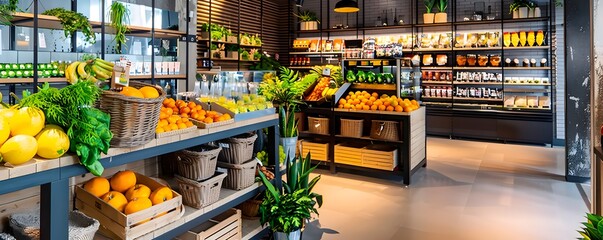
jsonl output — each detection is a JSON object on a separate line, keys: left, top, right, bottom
{"left": 176, "top": 209, "right": 241, "bottom": 240}
{"left": 362, "top": 144, "right": 399, "bottom": 171}
{"left": 75, "top": 173, "right": 184, "bottom": 240}
{"left": 334, "top": 143, "right": 363, "bottom": 166}
{"left": 301, "top": 141, "right": 329, "bottom": 161}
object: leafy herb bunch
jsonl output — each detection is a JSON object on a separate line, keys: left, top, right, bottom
{"left": 110, "top": 1, "right": 130, "bottom": 54}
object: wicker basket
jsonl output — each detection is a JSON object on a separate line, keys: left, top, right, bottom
{"left": 370, "top": 120, "right": 399, "bottom": 141}
{"left": 10, "top": 210, "right": 99, "bottom": 240}
{"left": 98, "top": 81, "right": 166, "bottom": 148}
{"left": 217, "top": 133, "right": 258, "bottom": 164}
{"left": 237, "top": 199, "right": 262, "bottom": 218}
{"left": 340, "top": 119, "right": 363, "bottom": 137}
{"left": 175, "top": 171, "right": 227, "bottom": 209}
{"left": 308, "top": 117, "right": 329, "bottom": 135}
{"left": 175, "top": 145, "right": 222, "bottom": 181}
{"left": 217, "top": 159, "right": 257, "bottom": 190}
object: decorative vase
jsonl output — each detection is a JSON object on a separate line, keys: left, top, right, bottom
{"left": 280, "top": 136, "right": 298, "bottom": 163}
{"left": 434, "top": 12, "right": 447, "bottom": 23}
{"left": 534, "top": 7, "right": 542, "bottom": 17}
{"left": 274, "top": 229, "right": 301, "bottom": 240}
{"left": 518, "top": 7, "right": 528, "bottom": 18}
{"left": 512, "top": 9, "right": 519, "bottom": 19}
{"left": 423, "top": 13, "right": 435, "bottom": 24}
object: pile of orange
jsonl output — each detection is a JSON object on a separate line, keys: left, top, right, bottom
{"left": 83, "top": 171, "right": 173, "bottom": 221}
{"left": 338, "top": 91, "right": 420, "bottom": 113}
{"left": 120, "top": 86, "right": 160, "bottom": 99}
{"left": 161, "top": 98, "right": 232, "bottom": 126}
{"left": 157, "top": 98, "right": 196, "bottom": 133}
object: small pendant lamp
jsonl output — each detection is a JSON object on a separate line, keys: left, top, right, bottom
{"left": 334, "top": 0, "right": 359, "bottom": 13}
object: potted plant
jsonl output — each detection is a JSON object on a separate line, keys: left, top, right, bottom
{"left": 225, "top": 28, "right": 237, "bottom": 43}
{"left": 250, "top": 49, "right": 261, "bottom": 61}
{"left": 257, "top": 152, "right": 323, "bottom": 240}
{"left": 279, "top": 105, "right": 298, "bottom": 161}
{"left": 510, "top": 0, "right": 530, "bottom": 19}
{"left": 225, "top": 45, "right": 238, "bottom": 59}
{"left": 423, "top": 0, "right": 436, "bottom": 24}
{"left": 527, "top": 1, "right": 541, "bottom": 18}
{"left": 295, "top": 10, "right": 319, "bottom": 31}
{"left": 239, "top": 49, "right": 251, "bottom": 60}
{"left": 210, "top": 43, "right": 224, "bottom": 58}
{"left": 434, "top": 0, "right": 447, "bottom": 23}
{"left": 578, "top": 213, "right": 603, "bottom": 239}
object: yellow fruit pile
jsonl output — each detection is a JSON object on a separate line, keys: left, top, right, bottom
{"left": 338, "top": 91, "right": 420, "bottom": 113}
{"left": 120, "top": 86, "right": 160, "bottom": 99}
{"left": 84, "top": 171, "right": 173, "bottom": 220}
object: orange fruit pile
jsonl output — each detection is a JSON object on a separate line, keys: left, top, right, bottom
{"left": 338, "top": 91, "right": 420, "bottom": 113}
{"left": 161, "top": 98, "right": 232, "bottom": 127}
{"left": 157, "top": 98, "right": 195, "bottom": 133}
{"left": 83, "top": 171, "right": 174, "bottom": 218}
{"left": 120, "top": 86, "right": 160, "bottom": 99}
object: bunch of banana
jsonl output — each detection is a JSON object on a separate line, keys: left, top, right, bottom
{"left": 65, "top": 58, "right": 114, "bottom": 84}
{"left": 321, "top": 87, "right": 339, "bottom": 102}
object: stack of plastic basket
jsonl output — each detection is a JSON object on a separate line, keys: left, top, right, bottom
{"left": 174, "top": 144, "right": 227, "bottom": 209}
{"left": 217, "top": 133, "right": 259, "bottom": 190}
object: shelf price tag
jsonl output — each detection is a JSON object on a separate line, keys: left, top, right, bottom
{"left": 322, "top": 67, "right": 331, "bottom": 76}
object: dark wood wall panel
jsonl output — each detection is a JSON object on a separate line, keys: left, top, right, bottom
{"left": 197, "top": 0, "right": 290, "bottom": 70}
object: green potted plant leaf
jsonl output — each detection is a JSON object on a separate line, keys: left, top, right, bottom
{"left": 42, "top": 8, "right": 96, "bottom": 45}
{"left": 239, "top": 49, "right": 250, "bottom": 60}
{"left": 294, "top": 10, "right": 320, "bottom": 31}
{"left": 210, "top": 43, "right": 224, "bottom": 58}
{"left": 257, "top": 152, "right": 322, "bottom": 240}
{"left": 423, "top": 0, "right": 436, "bottom": 24}
{"left": 510, "top": 0, "right": 530, "bottom": 19}
{"left": 225, "top": 27, "right": 237, "bottom": 43}
{"left": 434, "top": 0, "right": 447, "bottom": 23}
{"left": 578, "top": 213, "right": 603, "bottom": 240}
{"left": 109, "top": 1, "right": 130, "bottom": 54}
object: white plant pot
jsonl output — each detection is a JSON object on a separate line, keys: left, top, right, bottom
{"left": 518, "top": 7, "right": 529, "bottom": 18}
{"left": 274, "top": 230, "right": 301, "bottom": 240}
{"left": 528, "top": 8, "right": 535, "bottom": 18}
{"left": 534, "top": 7, "right": 542, "bottom": 17}
{"left": 434, "top": 12, "right": 447, "bottom": 23}
{"left": 512, "top": 9, "right": 519, "bottom": 19}
{"left": 423, "top": 13, "right": 435, "bottom": 24}
{"left": 280, "top": 136, "right": 298, "bottom": 163}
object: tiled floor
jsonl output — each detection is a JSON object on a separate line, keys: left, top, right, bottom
{"left": 303, "top": 137, "right": 589, "bottom": 240}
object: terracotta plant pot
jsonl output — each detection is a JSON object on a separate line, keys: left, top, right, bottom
{"left": 423, "top": 13, "right": 435, "bottom": 24}
{"left": 434, "top": 12, "right": 447, "bottom": 23}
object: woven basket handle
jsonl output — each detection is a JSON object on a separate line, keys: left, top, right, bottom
{"left": 177, "top": 155, "right": 194, "bottom": 165}
{"left": 209, "top": 181, "right": 220, "bottom": 189}
{"left": 376, "top": 122, "right": 385, "bottom": 136}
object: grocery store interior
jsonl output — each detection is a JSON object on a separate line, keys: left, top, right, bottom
{"left": 0, "top": 0, "right": 600, "bottom": 239}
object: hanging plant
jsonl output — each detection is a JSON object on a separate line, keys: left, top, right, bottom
{"left": 110, "top": 1, "right": 130, "bottom": 54}
{"left": 42, "top": 8, "right": 96, "bottom": 44}
{"left": 0, "top": 0, "right": 19, "bottom": 25}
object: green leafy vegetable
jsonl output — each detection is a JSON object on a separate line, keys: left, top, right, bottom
{"left": 20, "top": 82, "right": 111, "bottom": 176}
{"left": 42, "top": 8, "right": 96, "bottom": 44}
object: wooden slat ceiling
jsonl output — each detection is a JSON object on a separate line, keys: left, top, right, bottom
{"left": 197, "top": 0, "right": 290, "bottom": 70}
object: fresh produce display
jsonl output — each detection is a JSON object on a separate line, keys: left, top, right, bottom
{"left": 256, "top": 145, "right": 286, "bottom": 166}
{"left": 83, "top": 171, "right": 173, "bottom": 216}
{"left": 35, "top": 124, "right": 70, "bottom": 159}
{"left": 65, "top": 58, "right": 115, "bottom": 84}
{"left": 157, "top": 98, "right": 197, "bottom": 133}
{"left": 338, "top": 91, "right": 420, "bottom": 113}
{"left": 198, "top": 95, "right": 272, "bottom": 114}
{"left": 310, "top": 65, "right": 343, "bottom": 86}
{"left": 0, "top": 62, "right": 65, "bottom": 78}
{"left": 346, "top": 70, "right": 394, "bottom": 84}
{"left": 120, "top": 86, "right": 160, "bottom": 99}
{"left": 19, "top": 82, "right": 112, "bottom": 176}
{"left": 305, "top": 77, "right": 333, "bottom": 101}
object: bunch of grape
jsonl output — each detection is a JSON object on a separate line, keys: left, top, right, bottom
{"left": 256, "top": 145, "right": 287, "bottom": 166}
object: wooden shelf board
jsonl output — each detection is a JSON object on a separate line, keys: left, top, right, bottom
{"left": 504, "top": 67, "right": 551, "bottom": 70}
{"left": 454, "top": 97, "right": 503, "bottom": 102}
{"left": 453, "top": 82, "right": 503, "bottom": 85}
{"left": 453, "top": 47, "right": 502, "bottom": 51}
{"left": 129, "top": 74, "right": 187, "bottom": 80}
{"left": 240, "top": 44, "right": 262, "bottom": 48}
{"left": 504, "top": 46, "right": 549, "bottom": 50}
{"left": 414, "top": 48, "right": 452, "bottom": 52}
{"left": 335, "top": 134, "right": 404, "bottom": 144}
{"left": 0, "top": 77, "right": 67, "bottom": 84}
{"left": 422, "top": 81, "right": 452, "bottom": 85}
{"left": 421, "top": 97, "right": 453, "bottom": 100}
{"left": 454, "top": 66, "right": 502, "bottom": 70}
{"left": 349, "top": 83, "right": 396, "bottom": 91}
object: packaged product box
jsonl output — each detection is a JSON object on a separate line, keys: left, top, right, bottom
{"left": 167, "top": 62, "right": 175, "bottom": 75}
{"left": 162, "top": 62, "right": 169, "bottom": 75}
{"left": 154, "top": 62, "right": 162, "bottom": 75}
{"left": 143, "top": 62, "right": 151, "bottom": 74}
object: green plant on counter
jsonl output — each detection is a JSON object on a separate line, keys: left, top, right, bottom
{"left": 42, "top": 8, "right": 96, "bottom": 44}
{"left": 437, "top": 0, "right": 447, "bottom": 12}
{"left": 578, "top": 213, "right": 603, "bottom": 240}
{"left": 109, "top": 1, "right": 130, "bottom": 54}
{"left": 250, "top": 54, "right": 281, "bottom": 71}
{"left": 294, "top": 9, "right": 320, "bottom": 23}
{"left": 424, "top": 0, "right": 436, "bottom": 13}
{"left": 239, "top": 49, "right": 250, "bottom": 60}
{"left": 509, "top": 0, "right": 530, "bottom": 14}
{"left": 279, "top": 105, "right": 298, "bottom": 138}
{"left": 259, "top": 67, "right": 304, "bottom": 108}
{"left": 0, "top": 0, "right": 19, "bottom": 25}
{"left": 258, "top": 152, "right": 322, "bottom": 235}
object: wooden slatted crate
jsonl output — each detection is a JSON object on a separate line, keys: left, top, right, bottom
{"left": 301, "top": 141, "right": 329, "bottom": 161}
{"left": 334, "top": 143, "right": 364, "bottom": 167}
{"left": 75, "top": 173, "right": 184, "bottom": 240}
{"left": 361, "top": 144, "right": 399, "bottom": 171}
{"left": 176, "top": 209, "right": 242, "bottom": 240}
